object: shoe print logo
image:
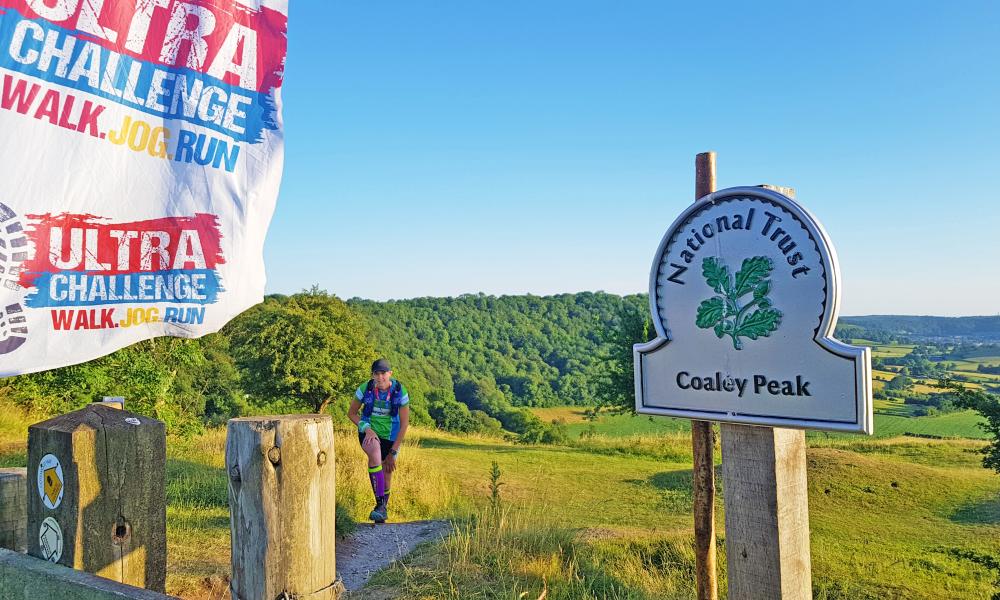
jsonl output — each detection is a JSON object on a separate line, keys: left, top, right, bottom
{"left": 0, "top": 202, "right": 28, "bottom": 355}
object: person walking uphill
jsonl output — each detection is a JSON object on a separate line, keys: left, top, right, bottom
{"left": 348, "top": 358, "right": 410, "bottom": 523}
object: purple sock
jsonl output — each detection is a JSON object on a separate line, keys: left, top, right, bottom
{"left": 368, "top": 465, "right": 385, "bottom": 499}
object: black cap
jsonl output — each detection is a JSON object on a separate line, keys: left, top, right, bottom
{"left": 371, "top": 358, "right": 391, "bottom": 373}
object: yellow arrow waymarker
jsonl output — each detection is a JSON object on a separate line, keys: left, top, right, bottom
{"left": 44, "top": 466, "right": 62, "bottom": 507}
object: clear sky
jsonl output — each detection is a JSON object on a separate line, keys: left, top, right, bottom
{"left": 266, "top": 1, "right": 1000, "bottom": 316}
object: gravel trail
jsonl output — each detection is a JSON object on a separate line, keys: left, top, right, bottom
{"left": 335, "top": 519, "right": 451, "bottom": 592}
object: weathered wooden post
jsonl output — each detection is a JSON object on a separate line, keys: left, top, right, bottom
{"left": 691, "top": 151, "right": 719, "bottom": 600}
{"left": 0, "top": 467, "right": 27, "bottom": 552}
{"left": 720, "top": 422, "right": 811, "bottom": 597}
{"left": 26, "top": 403, "right": 167, "bottom": 592}
{"left": 718, "top": 185, "right": 811, "bottom": 599}
{"left": 635, "top": 173, "right": 873, "bottom": 599}
{"left": 226, "top": 414, "right": 339, "bottom": 600}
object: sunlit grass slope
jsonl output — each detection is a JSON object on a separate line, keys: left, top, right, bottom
{"left": 370, "top": 430, "right": 1000, "bottom": 599}
{"left": 161, "top": 426, "right": 467, "bottom": 597}
{"left": 0, "top": 404, "right": 464, "bottom": 598}
{"left": 2, "top": 402, "right": 999, "bottom": 599}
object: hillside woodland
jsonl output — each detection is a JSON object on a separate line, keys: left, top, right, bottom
{"left": 2, "top": 289, "right": 997, "bottom": 441}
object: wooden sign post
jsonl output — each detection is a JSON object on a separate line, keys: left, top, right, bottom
{"left": 720, "top": 423, "right": 811, "bottom": 598}
{"left": 635, "top": 162, "right": 873, "bottom": 598}
{"left": 226, "top": 414, "right": 339, "bottom": 600}
{"left": 26, "top": 403, "right": 167, "bottom": 592}
{"left": 717, "top": 186, "right": 812, "bottom": 599}
{"left": 691, "top": 152, "right": 719, "bottom": 600}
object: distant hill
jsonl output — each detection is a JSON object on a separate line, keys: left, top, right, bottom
{"left": 352, "top": 294, "right": 1000, "bottom": 409}
{"left": 837, "top": 315, "right": 1000, "bottom": 342}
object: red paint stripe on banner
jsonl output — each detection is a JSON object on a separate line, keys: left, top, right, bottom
{"left": 18, "top": 213, "right": 226, "bottom": 286}
{"left": 0, "top": 0, "right": 286, "bottom": 93}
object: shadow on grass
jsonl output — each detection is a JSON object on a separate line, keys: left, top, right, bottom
{"left": 649, "top": 470, "right": 692, "bottom": 492}
{"left": 951, "top": 496, "right": 1000, "bottom": 525}
{"left": 646, "top": 469, "right": 704, "bottom": 514}
{"left": 417, "top": 437, "right": 520, "bottom": 453}
{"left": 876, "top": 407, "right": 916, "bottom": 417}
{"left": 648, "top": 466, "right": 724, "bottom": 491}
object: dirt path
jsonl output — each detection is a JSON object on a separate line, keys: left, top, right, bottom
{"left": 336, "top": 519, "right": 451, "bottom": 592}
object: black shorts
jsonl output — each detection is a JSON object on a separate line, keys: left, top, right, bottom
{"left": 358, "top": 433, "right": 394, "bottom": 461}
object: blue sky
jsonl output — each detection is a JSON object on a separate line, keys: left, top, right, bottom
{"left": 267, "top": 1, "right": 999, "bottom": 316}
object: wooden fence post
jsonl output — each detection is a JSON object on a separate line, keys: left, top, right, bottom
{"left": 26, "top": 404, "right": 167, "bottom": 592}
{"left": 0, "top": 468, "right": 27, "bottom": 552}
{"left": 226, "top": 415, "right": 340, "bottom": 600}
{"left": 720, "top": 185, "right": 812, "bottom": 600}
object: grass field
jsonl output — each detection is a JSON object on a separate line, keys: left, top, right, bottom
{"left": 529, "top": 402, "right": 989, "bottom": 441}
{"left": 2, "top": 383, "right": 1000, "bottom": 598}
{"left": 0, "top": 407, "right": 467, "bottom": 599}
{"left": 866, "top": 343, "right": 1000, "bottom": 386}
{"left": 358, "top": 341, "right": 992, "bottom": 596}
{"left": 870, "top": 412, "right": 987, "bottom": 439}
{"left": 950, "top": 358, "right": 1000, "bottom": 388}
{"left": 954, "top": 370, "right": 1000, "bottom": 382}
{"left": 375, "top": 430, "right": 1000, "bottom": 599}
{"left": 868, "top": 344, "right": 917, "bottom": 358}
{"left": 530, "top": 406, "right": 691, "bottom": 438}
{"left": 952, "top": 358, "right": 1000, "bottom": 370}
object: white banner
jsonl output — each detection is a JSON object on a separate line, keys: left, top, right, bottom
{"left": 0, "top": 0, "right": 287, "bottom": 376}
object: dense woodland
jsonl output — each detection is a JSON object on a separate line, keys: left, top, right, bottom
{"left": 0, "top": 290, "right": 650, "bottom": 439}
{"left": 349, "top": 293, "right": 649, "bottom": 406}
{"left": 1, "top": 290, "right": 996, "bottom": 439}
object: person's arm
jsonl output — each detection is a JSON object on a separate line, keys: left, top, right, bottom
{"left": 391, "top": 405, "right": 410, "bottom": 454}
{"left": 348, "top": 397, "right": 378, "bottom": 441}
{"left": 384, "top": 405, "right": 408, "bottom": 472}
{"left": 347, "top": 398, "right": 363, "bottom": 427}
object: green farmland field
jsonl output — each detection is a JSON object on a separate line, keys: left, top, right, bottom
{"left": 869, "top": 344, "right": 917, "bottom": 358}
{"left": 530, "top": 402, "right": 988, "bottom": 441}
{"left": 871, "top": 411, "right": 987, "bottom": 439}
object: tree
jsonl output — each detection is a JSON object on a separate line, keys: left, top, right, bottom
{"left": 226, "top": 288, "right": 376, "bottom": 413}
{"left": 427, "top": 396, "right": 478, "bottom": 432}
{"left": 591, "top": 300, "right": 652, "bottom": 414}
{"left": 2, "top": 336, "right": 231, "bottom": 434}
{"left": 953, "top": 386, "right": 1000, "bottom": 473}
{"left": 470, "top": 410, "right": 504, "bottom": 435}
{"left": 885, "top": 374, "right": 913, "bottom": 392}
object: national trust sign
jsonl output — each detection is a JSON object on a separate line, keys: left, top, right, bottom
{"left": 634, "top": 187, "right": 873, "bottom": 433}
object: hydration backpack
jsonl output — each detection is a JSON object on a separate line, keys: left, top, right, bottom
{"left": 361, "top": 379, "right": 402, "bottom": 418}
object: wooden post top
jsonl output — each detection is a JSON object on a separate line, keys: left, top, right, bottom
{"left": 29, "top": 403, "right": 164, "bottom": 434}
{"left": 228, "top": 414, "right": 332, "bottom": 424}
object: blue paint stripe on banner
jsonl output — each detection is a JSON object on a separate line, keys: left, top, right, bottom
{"left": 0, "top": 8, "right": 277, "bottom": 143}
{"left": 24, "top": 269, "right": 223, "bottom": 307}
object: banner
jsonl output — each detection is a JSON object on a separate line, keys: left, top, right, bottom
{"left": 0, "top": 0, "right": 287, "bottom": 376}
